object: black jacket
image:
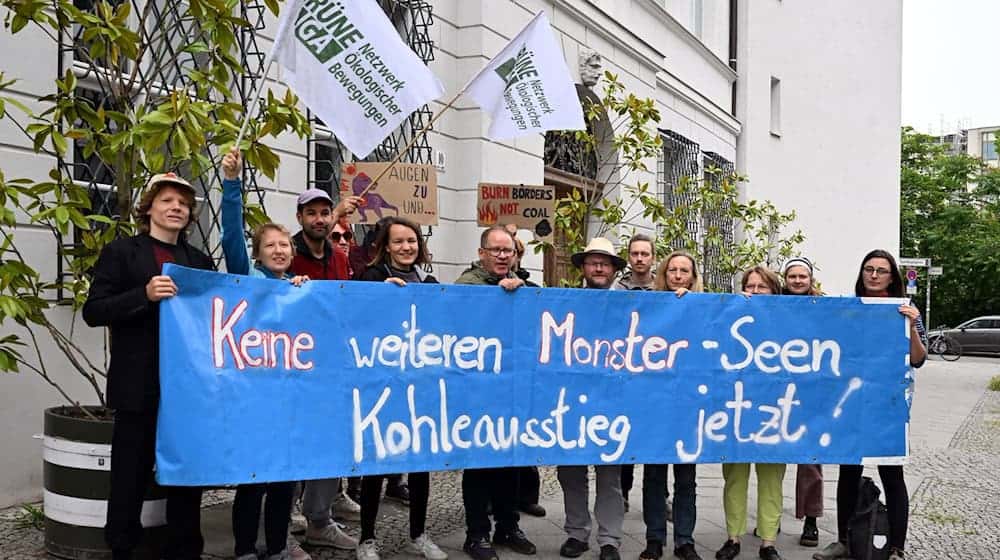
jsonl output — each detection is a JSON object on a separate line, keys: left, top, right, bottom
{"left": 358, "top": 263, "right": 439, "bottom": 284}
{"left": 82, "top": 234, "right": 215, "bottom": 412}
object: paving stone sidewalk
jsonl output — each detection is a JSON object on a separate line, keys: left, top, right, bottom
{"left": 1, "top": 358, "right": 996, "bottom": 560}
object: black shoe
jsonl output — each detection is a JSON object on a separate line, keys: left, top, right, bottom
{"left": 385, "top": 482, "right": 410, "bottom": 506}
{"left": 799, "top": 517, "right": 818, "bottom": 547}
{"left": 753, "top": 525, "right": 781, "bottom": 538}
{"left": 465, "top": 537, "right": 499, "bottom": 560}
{"left": 714, "top": 540, "right": 740, "bottom": 560}
{"left": 600, "top": 545, "right": 621, "bottom": 560}
{"left": 674, "top": 544, "right": 702, "bottom": 560}
{"left": 518, "top": 503, "right": 546, "bottom": 517}
{"left": 758, "top": 546, "right": 782, "bottom": 560}
{"left": 639, "top": 540, "right": 663, "bottom": 560}
{"left": 559, "top": 538, "right": 590, "bottom": 558}
{"left": 494, "top": 528, "right": 536, "bottom": 555}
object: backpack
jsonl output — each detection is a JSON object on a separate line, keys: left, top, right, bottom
{"left": 847, "top": 476, "right": 891, "bottom": 560}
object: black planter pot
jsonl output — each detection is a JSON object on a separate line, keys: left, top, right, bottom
{"left": 43, "top": 406, "right": 166, "bottom": 559}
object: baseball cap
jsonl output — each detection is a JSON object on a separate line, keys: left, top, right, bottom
{"left": 297, "top": 189, "right": 334, "bottom": 208}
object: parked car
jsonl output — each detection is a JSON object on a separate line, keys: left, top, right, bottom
{"left": 929, "top": 315, "right": 1000, "bottom": 354}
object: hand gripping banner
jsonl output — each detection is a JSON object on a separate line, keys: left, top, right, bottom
{"left": 156, "top": 265, "right": 912, "bottom": 485}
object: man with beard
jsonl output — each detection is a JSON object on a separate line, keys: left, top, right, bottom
{"left": 291, "top": 189, "right": 366, "bottom": 551}
{"left": 557, "top": 237, "right": 628, "bottom": 560}
{"left": 290, "top": 189, "right": 361, "bottom": 281}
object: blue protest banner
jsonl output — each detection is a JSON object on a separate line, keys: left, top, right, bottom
{"left": 156, "top": 264, "right": 912, "bottom": 486}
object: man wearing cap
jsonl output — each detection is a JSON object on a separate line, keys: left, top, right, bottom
{"left": 287, "top": 187, "right": 367, "bottom": 550}
{"left": 84, "top": 173, "right": 214, "bottom": 559}
{"left": 557, "top": 237, "right": 627, "bottom": 560}
{"left": 455, "top": 226, "right": 536, "bottom": 560}
{"left": 290, "top": 189, "right": 361, "bottom": 281}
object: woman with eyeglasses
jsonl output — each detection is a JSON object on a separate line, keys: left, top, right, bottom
{"left": 779, "top": 257, "right": 825, "bottom": 548}
{"left": 813, "top": 250, "right": 926, "bottom": 560}
{"left": 354, "top": 216, "right": 447, "bottom": 560}
{"left": 716, "top": 266, "right": 787, "bottom": 560}
{"left": 641, "top": 251, "right": 701, "bottom": 560}
{"left": 219, "top": 147, "right": 310, "bottom": 560}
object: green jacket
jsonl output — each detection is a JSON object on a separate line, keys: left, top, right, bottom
{"left": 454, "top": 261, "right": 511, "bottom": 286}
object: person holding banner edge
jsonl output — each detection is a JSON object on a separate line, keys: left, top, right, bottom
{"left": 715, "top": 266, "right": 787, "bottom": 560}
{"left": 813, "top": 250, "right": 926, "bottom": 560}
{"left": 220, "top": 147, "right": 312, "bottom": 560}
{"left": 557, "top": 237, "right": 627, "bottom": 560}
{"left": 780, "top": 256, "right": 824, "bottom": 548}
{"left": 83, "top": 171, "right": 214, "bottom": 560}
{"left": 354, "top": 216, "right": 447, "bottom": 560}
{"left": 455, "top": 226, "right": 536, "bottom": 560}
{"left": 642, "top": 251, "right": 702, "bottom": 560}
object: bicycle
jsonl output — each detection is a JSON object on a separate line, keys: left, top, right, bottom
{"left": 928, "top": 334, "right": 962, "bottom": 361}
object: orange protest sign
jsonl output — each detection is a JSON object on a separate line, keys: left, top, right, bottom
{"left": 340, "top": 162, "right": 438, "bottom": 225}
{"left": 477, "top": 183, "right": 555, "bottom": 239}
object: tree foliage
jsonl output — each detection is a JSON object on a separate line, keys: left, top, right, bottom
{"left": 0, "top": 0, "right": 310, "bottom": 408}
{"left": 900, "top": 126, "right": 1000, "bottom": 328}
{"left": 540, "top": 72, "right": 804, "bottom": 290}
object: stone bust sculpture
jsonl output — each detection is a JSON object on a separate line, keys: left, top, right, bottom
{"left": 579, "top": 49, "right": 602, "bottom": 87}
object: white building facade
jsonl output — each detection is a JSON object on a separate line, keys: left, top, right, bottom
{"left": 0, "top": 0, "right": 902, "bottom": 506}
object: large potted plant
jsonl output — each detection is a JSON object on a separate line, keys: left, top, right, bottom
{"left": 0, "top": 0, "right": 309, "bottom": 556}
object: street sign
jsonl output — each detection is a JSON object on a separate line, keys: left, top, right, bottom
{"left": 906, "top": 285, "right": 917, "bottom": 295}
{"left": 929, "top": 266, "right": 943, "bottom": 276}
{"left": 906, "top": 269, "right": 918, "bottom": 281}
{"left": 899, "top": 257, "right": 929, "bottom": 267}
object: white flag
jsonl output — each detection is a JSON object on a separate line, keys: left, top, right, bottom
{"left": 464, "top": 11, "right": 585, "bottom": 140}
{"left": 270, "top": 0, "right": 444, "bottom": 158}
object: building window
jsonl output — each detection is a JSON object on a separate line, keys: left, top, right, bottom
{"left": 658, "top": 130, "right": 701, "bottom": 249}
{"left": 770, "top": 77, "right": 781, "bottom": 137}
{"left": 691, "top": 0, "right": 703, "bottom": 39}
{"left": 983, "top": 132, "right": 998, "bottom": 161}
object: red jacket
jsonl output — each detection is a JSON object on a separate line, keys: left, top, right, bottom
{"left": 290, "top": 231, "right": 350, "bottom": 280}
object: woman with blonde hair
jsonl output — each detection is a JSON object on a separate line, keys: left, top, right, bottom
{"left": 220, "top": 147, "right": 312, "bottom": 560}
{"left": 642, "top": 251, "right": 701, "bottom": 560}
{"left": 715, "top": 266, "right": 786, "bottom": 560}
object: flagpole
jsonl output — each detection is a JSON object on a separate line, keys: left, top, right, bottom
{"left": 357, "top": 88, "right": 464, "bottom": 198}
{"left": 235, "top": 56, "right": 276, "bottom": 149}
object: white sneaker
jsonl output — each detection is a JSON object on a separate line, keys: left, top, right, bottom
{"left": 305, "top": 521, "right": 359, "bottom": 550}
{"left": 408, "top": 533, "right": 448, "bottom": 560}
{"left": 287, "top": 534, "right": 312, "bottom": 560}
{"left": 334, "top": 491, "right": 362, "bottom": 521}
{"left": 357, "top": 538, "right": 381, "bottom": 560}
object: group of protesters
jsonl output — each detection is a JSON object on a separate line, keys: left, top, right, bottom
{"left": 83, "top": 148, "right": 926, "bottom": 560}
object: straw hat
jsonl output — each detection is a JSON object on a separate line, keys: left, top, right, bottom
{"left": 571, "top": 237, "right": 626, "bottom": 270}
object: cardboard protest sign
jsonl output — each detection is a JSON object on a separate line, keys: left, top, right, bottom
{"left": 157, "top": 264, "right": 912, "bottom": 485}
{"left": 477, "top": 183, "right": 555, "bottom": 239}
{"left": 339, "top": 162, "right": 438, "bottom": 225}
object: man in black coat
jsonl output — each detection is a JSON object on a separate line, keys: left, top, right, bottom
{"left": 83, "top": 172, "right": 214, "bottom": 560}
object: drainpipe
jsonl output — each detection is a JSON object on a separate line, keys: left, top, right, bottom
{"left": 729, "top": 0, "right": 737, "bottom": 116}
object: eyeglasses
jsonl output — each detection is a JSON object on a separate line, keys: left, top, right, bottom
{"left": 330, "top": 231, "right": 353, "bottom": 242}
{"left": 482, "top": 246, "right": 515, "bottom": 257}
{"left": 583, "top": 260, "right": 612, "bottom": 268}
{"left": 863, "top": 266, "right": 891, "bottom": 276}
